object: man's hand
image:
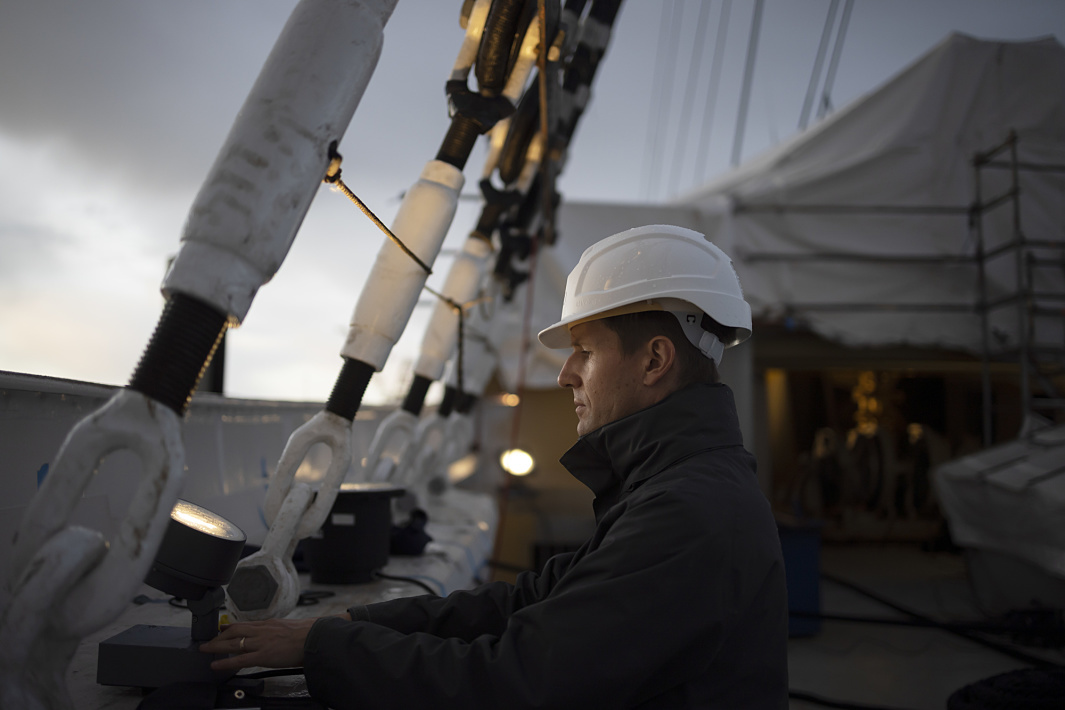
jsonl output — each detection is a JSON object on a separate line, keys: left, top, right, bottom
{"left": 199, "top": 617, "right": 319, "bottom": 672}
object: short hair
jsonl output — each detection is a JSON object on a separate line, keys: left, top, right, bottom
{"left": 600, "top": 310, "right": 721, "bottom": 387}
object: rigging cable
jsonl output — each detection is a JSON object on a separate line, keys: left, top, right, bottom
{"left": 693, "top": 0, "right": 731, "bottom": 185}
{"left": 641, "top": 0, "right": 677, "bottom": 199}
{"left": 799, "top": 0, "right": 839, "bottom": 130}
{"left": 817, "top": 0, "right": 853, "bottom": 120}
{"left": 730, "top": 0, "right": 765, "bottom": 167}
{"left": 652, "top": 0, "right": 686, "bottom": 199}
{"left": 667, "top": 0, "right": 713, "bottom": 198}
{"left": 323, "top": 151, "right": 476, "bottom": 398}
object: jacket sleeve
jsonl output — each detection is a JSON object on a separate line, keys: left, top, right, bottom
{"left": 345, "top": 550, "right": 578, "bottom": 641}
{"left": 303, "top": 488, "right": 758, "bottom": 710}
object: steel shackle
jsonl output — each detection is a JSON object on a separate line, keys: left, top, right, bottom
{"left": 400, "top": 414, "right": 451, "bottom": 489}
{"left": 0, "top": 526, "right": 109, "bottom": 710}
{"left": 4, "top": 389, "right": 185, "bottom": 638}
{"left": 441, "top": 413, "right": 477, "bottom": 472}
{"left": 264, "top": 409, "right": 353, "bottom": 540}
{"left": 362, "top": 409, "right": 419, "bottom": 483}
{"left": 226, "top": 482, "right": 312, "bottom": 621}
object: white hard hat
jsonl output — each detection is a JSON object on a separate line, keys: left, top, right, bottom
{"left": 537, "top": 225, "right": 751, "bottom": 363}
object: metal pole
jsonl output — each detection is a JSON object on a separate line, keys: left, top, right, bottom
{"left": 1010, "top": 131, "right": 1032, "bottom": 429}
{"left": 974, "top": 153, "right": 993, "bottom": 447}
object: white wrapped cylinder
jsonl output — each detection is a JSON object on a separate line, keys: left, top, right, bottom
{"left": 341, "top": 160, "right": 465, "bottom": 369}
{"left": 164, "top": 0, "right": 398, "bottom": 322}
{"left": 414, "top": 235, "right": 493, "bottom": 381}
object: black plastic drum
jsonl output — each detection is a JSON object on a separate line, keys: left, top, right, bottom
{"left": 304, "top": 482, "right": 405, "bottom": 584}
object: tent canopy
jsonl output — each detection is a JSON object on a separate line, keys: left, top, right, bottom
{"left": 495, "top": 33, "right": 1065, "bottom": 391}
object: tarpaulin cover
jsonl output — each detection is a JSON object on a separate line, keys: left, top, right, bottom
{"left": 493, "top": 34, "right": 1065, "bottom": 391}
{"left": 934, "top": 423, "right": 1065, "bottom": 587}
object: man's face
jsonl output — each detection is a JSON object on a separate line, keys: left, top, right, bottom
{"left": 558, "top": 320, "right": 648, "bottom": 437}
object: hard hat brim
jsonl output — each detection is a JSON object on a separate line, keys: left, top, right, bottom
{"left": 537, "top": 319, "right": 576, "bottom": 349}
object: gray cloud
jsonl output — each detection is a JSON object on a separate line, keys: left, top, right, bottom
{"left": 0, "top": 1, "right": 297, "bottom": 192}
{"left": 0, "top": 221, "right": 75, "bottom": 282}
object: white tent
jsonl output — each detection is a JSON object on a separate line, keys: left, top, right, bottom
{"left": 494, "top": 33, "right": 1065, "bottom": 394}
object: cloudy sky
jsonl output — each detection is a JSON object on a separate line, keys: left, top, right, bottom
{"left": 2, "top": 0, "right": 1064, "bottom": 404}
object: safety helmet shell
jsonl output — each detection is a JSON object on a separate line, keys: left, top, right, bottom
{"left": 538, "top": 224, "right": 752, "bottom": 349}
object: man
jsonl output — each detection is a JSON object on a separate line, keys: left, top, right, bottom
{"left": 202, "top": 224, "right": 789, "bottom": 708}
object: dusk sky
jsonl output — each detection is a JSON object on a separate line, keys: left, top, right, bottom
{"left": 3, "top": 0, "right": 1065, "bottom": 403}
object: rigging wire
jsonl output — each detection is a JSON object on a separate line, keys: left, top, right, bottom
{"left": 323, "top": 151, "right": 477, "bottom": 399}
{"left": 730, "top": 0, "right": 765, "bottom": 167}
{"left": 634, "top": 2, "right": 668, "bottom": 200}
{"left": 693, "top": 0, "right": 731, "bottom": 186}
{"left": 799, "top": 0, "right": 839, "bottom": 130}
{"left": 643, "top": 1, "right": 685, "bottom": 200}
{"left": 667, "top": 0, "right": 713, "bottom": 198}
{"left": 653, "top": 0, "right": 687, "bottom": 199}
{"left": 817, "top": 0, "right": 854, "bottom": 120}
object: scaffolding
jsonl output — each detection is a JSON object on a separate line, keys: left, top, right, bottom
{"left": 736, "top": 131, "right": 1065, "bottom": 446}
{"left": 973, "top": 132, "right": 1065, "bottom": 443}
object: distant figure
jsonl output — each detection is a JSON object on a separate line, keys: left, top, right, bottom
{"left": 202, "top": 224, "right": 789, "bottom": 708}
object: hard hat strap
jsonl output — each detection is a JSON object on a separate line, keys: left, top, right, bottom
{"left": 698, "top": 331, "right": 725, "bottom": 365}
{"left": 668, "top": 310, "right": 724, "bottom": 365}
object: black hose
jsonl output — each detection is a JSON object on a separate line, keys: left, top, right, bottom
{"left": 789, "top": 689, "right": 916, "bottom": 710}
{"left": 436, "top": 114, "right": 482, "bottom": 169}
{"left": 438, "top": 385, "right": 459, "bottom": 417}
{"left": 514, "top": 172, "right": 545, "bottom": 228}
{"left": 475, "top": 178, "right": 523, "bottom": 238}
{"left": 823, "top": 572, "right": 1062, "bottom": 669}
{"left": 563, "top": 0, "right": 590, "bottom": 18}
{"left": 128, "top": 292, "right": 229, "bottom": 415}
{"left": 558, "top": 0, "right": 623, "bottom": 139}
{"left": 456, "top": 392, "right": 478, "bottom": 415}
{"left": 373, "top": 571, "right": 440, "bottom": 597}
{"left": 499, "top": 79, "right": 540, "bottom": 185}
{"left": 402, "top": 375, "right": 433, "bottom": 416}
{"left": 324, "top": 357, "right": 374, "bottom": 421}
{"left": 476, "top": 0, "right": 527, "bottom": 96}
{"left": 789, "top": 610, "right": 1008, "bottom": 635}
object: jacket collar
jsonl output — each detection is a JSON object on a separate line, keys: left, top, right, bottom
{"left": 559, "top": 383, "right": 744, "bottom": 519}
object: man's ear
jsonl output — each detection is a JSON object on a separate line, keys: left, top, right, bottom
{"left": 643, "top": 335, "right": 676, "bottom": 386}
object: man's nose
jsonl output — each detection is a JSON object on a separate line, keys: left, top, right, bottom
{"left": 558, "top": 353, "right": 579, "bottom": 389}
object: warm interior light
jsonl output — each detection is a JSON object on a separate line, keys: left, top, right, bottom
{"left": 907, "top": 422, "right": 925, "bottom": 444}
{"left": 500, "top": 448, "right": 534, "bottom": 476}
{"left": 500, "top": 393, "right": 520, "bottom": 407}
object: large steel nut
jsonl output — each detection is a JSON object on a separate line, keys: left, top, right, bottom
{"left": 227, "top": 564, "right": 278, "bottom": 611}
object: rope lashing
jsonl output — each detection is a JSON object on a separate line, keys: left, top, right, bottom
{"left": 323, "top": 144, "right": 434, "bottom": 276}
{"left": 324, "top": 143, "right": 497, "bottom": 402}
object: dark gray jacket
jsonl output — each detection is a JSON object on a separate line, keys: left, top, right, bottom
{"left": 304, "top": 383, "right": 789, "bottom": 708}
